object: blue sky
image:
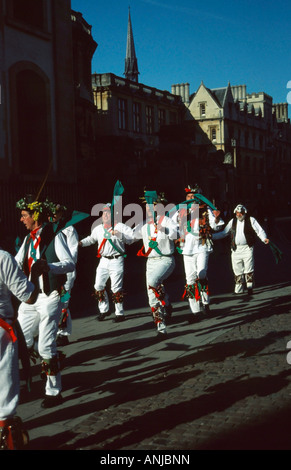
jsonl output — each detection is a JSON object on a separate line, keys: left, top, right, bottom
{"left": 71, "top": 0, "right": 291, "bottom": 105}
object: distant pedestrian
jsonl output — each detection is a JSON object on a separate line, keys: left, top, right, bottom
{"left": 213, "top": 204, "right": 269, "bottom": 295}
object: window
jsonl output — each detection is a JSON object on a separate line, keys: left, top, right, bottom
{"left": 15, "top": 69, "right": 50, "bottom": 174}
{"left": 118, "top": 99, "right": 127, "bottom": 130}
{"left": 210, "top": 127, "right": 217, "bottom": 141}
{"left": 11, "top": 0, "right": 46, "bottom": 31}
{"left": 133, "top": 102, "right": 141, "bottom": 133}
{"left": 146, "top": 106, "right": 154, "bottom": 135}
{"left": 158, "top": 109, "right": 166, "bottom": 128}
{"left": 200, "top": 103, "right": 206, "bottom": 117}
{"left": 169, "top": 111, "right": 177, "bottom": 125}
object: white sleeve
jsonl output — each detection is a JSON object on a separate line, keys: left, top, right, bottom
{"left": 80, "top": 226, "right": 99, "bottom": 247}
{"left": 64, "top": 226, "right": 79, "bottom": 263}
{"left": 15, "top": 237, "right": 27, "bottom": 269}
{"left": 132, "top": 221, "right": 144, "bottom": 241}
{"left": 115, "top": 223, "right": 135, "bottom": 243}
{"left": 208, "top": 208, "right": 224, "bottom": 230}
{"left": 47, "top": 233, "right": 75, "bottom": 274}
{"left": 212, "top": 220, "right": 233, "bottom": 240}
{"left": 1, "top": 251, "right": 34, "bottom": 302}
{"left": 250, "top": 217, "right": 268, "bottom": 242}
{"left": 163, "top": 216, "right": 179, "bottom": 240}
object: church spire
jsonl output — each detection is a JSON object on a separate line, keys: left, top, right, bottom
{"left": 124, "top": 7, "right": 139, "bottom": 82}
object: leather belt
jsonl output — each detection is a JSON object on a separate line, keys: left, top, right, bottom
{"left": 103, "top": 255, "right": 122, "bottom": 259}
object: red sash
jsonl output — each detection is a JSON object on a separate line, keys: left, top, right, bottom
{"left": 0, "top": 318, "right": 17, "bottom": 342}
{"left": 97, "top": 226, "right": 112, "bottom": 258}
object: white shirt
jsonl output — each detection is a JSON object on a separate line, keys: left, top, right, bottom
{"left": 0, "top": 249, "right": 34, "bottom": 322}
{"left": 15, "top": 226, "right": 75, "bottom": 290}
{"left": 172, "top": 207, "right": 224, "bottom": 255}
{"left": 62, "top": 225, "right": 79, "bottom": 264}
{"left": 212, "top": 216, "right": 267, "bottom": 246}
{"left": 133, "top": 216, "right": 177, "bottom": 257}
{"left": 80, "top": 223, "right": 134, "bottom": 257}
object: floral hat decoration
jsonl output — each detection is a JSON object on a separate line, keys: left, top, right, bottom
{"left": 16, "top": 195, "right": 50, "bottom": 222}
{"left": 44, "top": 199, "right": 67, "bottom": 216}
{"left": 139, "top": 188, "right": 168, "bottom": 205}
{"left": 184, "top": 184, "right": 202, "bottom": 195}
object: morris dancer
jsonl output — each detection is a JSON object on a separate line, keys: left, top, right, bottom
{"left": 174, "top": 184, "right": 223, "bottom": 320}
{"left": 212, "top": 204, "right": 269, "bottom": 294}
{"left": 79, "top": 204, "right": 133, "bottom": 322}
{"left": 134, "top": 190, "right": 177, "bottom": 335}
{"left": 0, "top": 245, "right": 45, "bottom": 449}
{"left": 15, "top": 195, "right": 75, "bottom": 408}
{"left": 47, "top": 201, "right": 79, "bottom": 346}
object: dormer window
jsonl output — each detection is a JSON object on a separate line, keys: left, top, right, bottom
{"left": 200, "top": 103, "right": 206, "bottom": 117}
{"left": 210, "top": 127, "right": 217, "bottom": 142}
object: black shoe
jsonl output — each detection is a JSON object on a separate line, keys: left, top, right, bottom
{"left": 188, "top": 314, "right": 197, "bottom": 324}
{"left": 97, "top": 312, "right": 107, "bottom": 321}
{"left": 164, "top": 304, "right": 173, "bottom": 323}
{"left": 113, "top": 315, "right": 125, "bottom": 323}
{"left": 41, "top": 394, "right": 63, "bottom": 409}
{"left": 165, "top": 304, "right": 172, "bottom": 316}
{"left": 247, "top": 288, "right": 253, "bottom": 295}
{"left": 56, "top": 335, "right": 69, "bottom": 347}
{"left": 202, "top": 304, "right": 210, "bottom": 313}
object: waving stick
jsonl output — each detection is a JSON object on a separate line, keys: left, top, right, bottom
{"left": 35, "top": 159, "right": 53, "bottom": 201}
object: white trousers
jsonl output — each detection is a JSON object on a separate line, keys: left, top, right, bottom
{"left": 18, "top": 291, "right": 62, "bottom": 396}
{"left": 231, "top": 245, "right": 254, "bottom": 293}
{"left": 57, "top": 270, "right": 76, "bottom": 337}
{"left": 183, "top": 252, "right": 210, "bottom": 313}
{"left": 146, "top": 256, "right": 175, "bottom": 308}
{"left": 94, "top": 257, "right": 124, "bottom": 315}
{"left": 0, "top": 328, "right": 19, "bottom": 420}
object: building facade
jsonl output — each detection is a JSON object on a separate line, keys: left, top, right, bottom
{"left": 0, "top": 0, "right": 76, "bottom": 183}
{"left": 172, "top": 81, "right": 291, "bottom": 214}
{"left": 0, "top": 1, "right": 97, "bottom": 237}
{"left": 91, "top": 72, "right": 186, "bottom": 199}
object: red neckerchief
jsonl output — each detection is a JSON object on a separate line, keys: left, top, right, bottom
{"left": 27, "top": 226, "right": 42, "bottom": 272}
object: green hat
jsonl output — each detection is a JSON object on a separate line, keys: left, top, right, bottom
{"left": 140, "top": 189, "right": 168, "bottom": 205}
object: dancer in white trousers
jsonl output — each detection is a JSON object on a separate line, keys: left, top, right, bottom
{"left": 0, "top": 247, "right": 45, "bottom": 449}
{"left": 15, "top": 196, "right": 75, "bottom": 409}
{"left": 174, "top": 185, "right": 223, "bottom": 320}
{"left": 46, "top": 201, "right": 79, "bottom": 346}
{"left": 134, "top": 190, "right": 177, "bottom": 335}
{"left": 212, "top": 204, "right": 269, "bottom": 294}
{"left": 79, "top": 204, "right": 133, "bottom": 322}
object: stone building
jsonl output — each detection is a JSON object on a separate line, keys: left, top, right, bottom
{"left": 172, "top": 81, "right": 291, "bottom": 213}
{"left": 0, "top": 0, "right": 76, "bottom": 183}
{"left": 91, "top": 10, "right": 191, "bottom": 201}
{"left": 0, "top": 0, "right": 97, "bottom": 237}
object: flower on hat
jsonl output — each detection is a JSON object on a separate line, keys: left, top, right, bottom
{"left": 16, "top": 197, "right": 49, "bottom": 221}
{"left": 185, "top": 184, "right": 202, "bottom": 194}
